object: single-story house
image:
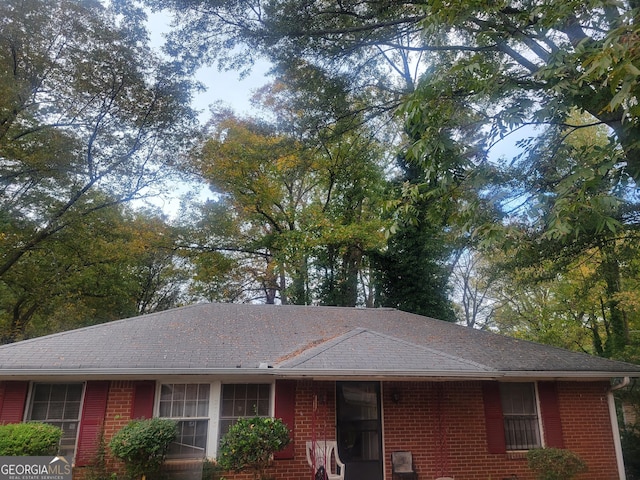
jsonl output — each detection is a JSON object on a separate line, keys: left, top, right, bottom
{"left": 0, "top": 303, "right": 639, "bottom": 480}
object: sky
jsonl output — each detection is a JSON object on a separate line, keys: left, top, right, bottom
{"left": 147, "top": 11, "right": 272, "bottom": 122}
{"left": 144, "top": 11, "right": 272, "bottom": 216}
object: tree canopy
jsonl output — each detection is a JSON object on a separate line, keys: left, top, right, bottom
{"left": 0, "top": 0, "right": 196, "bottom": 341}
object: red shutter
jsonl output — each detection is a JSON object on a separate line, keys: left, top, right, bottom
{"left": 131, "top": 381, "right": 155, "bottom": 419}
{"left": 538, "top": 381, "right": 564, "bottom": 448}
{"left": 75, "top": 381, "right": 109, "bottom": 466}
{"left": 482, "top": 381, "right": 506, "bottom": 454}
{"left": 0, "top": 381, "right": 29, "bottom": 424}
{"left": 273, "top": 380, "right": 295, "bottom": 460}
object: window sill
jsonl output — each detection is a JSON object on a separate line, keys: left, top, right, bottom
{"left": 506, "top": 451, "right": 528, "bottom": 460}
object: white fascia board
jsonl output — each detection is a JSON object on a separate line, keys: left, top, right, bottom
{"left": 0, "top": 368, "right": 638, "bottom": 382}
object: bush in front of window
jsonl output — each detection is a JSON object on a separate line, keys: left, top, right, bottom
{"left": 527, "top": 447, "right": 587, "bottom": 480}
{"left": 217, "top": 416, "right": 290, "bottom": 480}
{"left": 0, "top": 422, "right": 63, "bottom": 456}
{"left": 108, "top": 418, "right": 177, "bottom": 480}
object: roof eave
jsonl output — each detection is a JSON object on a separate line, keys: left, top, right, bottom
{"left": 0, "top": 367, "right": 637, "bottom": 382}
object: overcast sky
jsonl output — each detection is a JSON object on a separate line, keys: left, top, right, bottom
{"left": 147, "top": 11, "right": 272, "bottom": 122}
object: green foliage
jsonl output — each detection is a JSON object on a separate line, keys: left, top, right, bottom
{"left": 108, "top": 418, "right": 177, "bottom": 480}
{"left": 217, "top": 416, "right": 290, "bottom": 480}
{"left": 0, "top": 423, "right": 63, "bottom": 456}
{"left": 0, "top": 0, "right": 195, "bottom": 342}
{"left": 621, "top": 425, "right": 640, "bottom": 480}
{"left": 526, "top": 448, "right": 588, "bottom": 480}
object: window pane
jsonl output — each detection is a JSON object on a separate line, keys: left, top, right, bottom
{"left": 63, "top": 401, "right": 81, "bottom": 420}
{"left": 167, "top": 420, "right": 208, "bottom": 459}
{"left": 28, "top": 384, "right": 83, "bottom": 457}
{"left": 160, "top": 384, "right": 211, "bottom": 459}
{"left": 33, "top": 385, "right": 51, "bottom": 402}
{"left": 221, "top": 398, "right": 234, "bottom": 417}
{"left": 30, "top": 403, "right": 48, "bottom": 420}
{"left": 161, "top": 384, "right": 173, "bottom": 402}
{"left": 184, "top": 400, "right": 197, "bottom": 417}
{"left": 257, "top": 399, "right": 269, "bottom": 416}
{"left": 173, "top": 384, "right": 186, "bottom": 402}
{"left": 48, "top": 402, "right": 65, "bottom": 420}
{"left": 500, "top": 383, "right": 540, "bottom": 450}
{"left": 219, "top": 384, "right": 271, "bottom": 444}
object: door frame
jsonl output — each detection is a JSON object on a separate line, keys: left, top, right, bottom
{"left": 336, "top": 381, "right": 384, "bottom": 480}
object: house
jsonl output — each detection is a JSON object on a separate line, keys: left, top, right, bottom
{"left": 0, "top": 303, "right": 639, "bottom": 480}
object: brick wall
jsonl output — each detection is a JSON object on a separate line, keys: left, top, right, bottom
{"left": 72, "top": 379, "right": 621, "bottom": 480}
{"left": 265, "top": 380, "right": 620, "bottom": 480}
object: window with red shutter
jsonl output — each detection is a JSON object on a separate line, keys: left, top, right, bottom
{"left": 500, "top": 382, "right": 541, "bottom": 450}
{"left": 75, "top": 381, "right": 109, "bottom": 466}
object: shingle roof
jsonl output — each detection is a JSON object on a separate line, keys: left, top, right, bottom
{"left": 0, "top": 303, "right": 638, "bottom": 379}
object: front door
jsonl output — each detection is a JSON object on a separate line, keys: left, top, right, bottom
{"left": 336, "top": 382, "right": 383, "bottom": 480}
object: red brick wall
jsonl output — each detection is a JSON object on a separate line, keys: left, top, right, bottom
{"left": 71, "top": 379, "right": 621, "bottom": 480}
{"left": 558, "top": 381, "right": 619, "bottom": 477}
{"left": 265, "top": 380, "right": 620, "bottom": 480}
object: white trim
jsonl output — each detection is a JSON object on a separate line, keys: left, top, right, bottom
{"left": 534, "top": 382, "right": 544, "bottom": 448}
{"left": 1, "top": 368, "right": 638, "bottom": 380}
{"left": 208, "top": 381, "right": 221, "bottom": 458}
{"left": 607, "top": 391, "right": 626, "bottom": 480}
{"left": 155, "top": 380, "right": 275, "bottom": 460}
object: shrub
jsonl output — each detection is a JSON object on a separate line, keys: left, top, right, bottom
{"left": 527, "top": 447, "right": 587, "bottom": 480}
{"left": 0, "top": 422, "right": 62, "bottom": 456}
{"left": 108, "top": 418, "right": 177, "bottom": 480}
{"left": 217, "top": 416, "right": 290, "bottom": 480}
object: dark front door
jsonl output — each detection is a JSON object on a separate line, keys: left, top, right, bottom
{"left": 336, "top": 382, "right": 383, "bottom": 480}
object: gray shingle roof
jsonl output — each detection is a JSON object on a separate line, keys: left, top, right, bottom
{"left": 0, "top": 303, "right": 638, "bottom": 379}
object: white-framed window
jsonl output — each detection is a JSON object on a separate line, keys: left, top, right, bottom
{"left": 27, "top": 383, "right": 84, "bottom": 457}
{"left": 218, "top": 384, "right": 271, "bottom": 442}
{"left": 159, "top": 383, "right": 211, "bottom": 459}
{"left": 499, "top": 382, "right": 541, "bottom": 450}
{"left": 156, "top": 381, "right": 273, "bottom": 459}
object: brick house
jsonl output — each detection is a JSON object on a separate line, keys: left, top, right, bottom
{"left": 0, "top": 303, "right": 639, "bottom": 480}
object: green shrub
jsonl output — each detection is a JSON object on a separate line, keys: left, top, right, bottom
{"left": 108, "top": 418, "right": 177, "bottom": 480}
{"left": 527, "top": 447, "right": 588, "bottom": 480}
{"left": 217, "top": 416, "right": 290, "bottom": 480}
{"left": 0, "top": 422, "right": 62, "bottom": 456}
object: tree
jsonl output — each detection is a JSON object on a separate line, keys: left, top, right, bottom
{"left": 476, "top": 114, "right": 640, "bottom": 358}
{"left": 186, "top": 97, "right": 388, "bottom": 306}
{"left": 148, "top": 1, "right": 640, "bottom": 177}
{"left": 0, "top": 202, "right": 189, "bottom": 343}
{"left": 0, "top": 0, "right": 196, "bottom": 339}
{"left": 147, "top": 0, "right": 640, "bottom": 333}
{"left": 449, "top": 249, "right": 497, "bottom": 329}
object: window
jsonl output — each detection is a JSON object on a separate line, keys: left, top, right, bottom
{"left": 28, "top": 383, "right": 84, "bottom": 457}
{"left": 218, "top": 384, "right": 270, "bottom": 441}
{"left": 159, "top": 384, "right": 210, "bottom": 459}
{"left": 500, "top": 382, "right": 541, "bottom": 450}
